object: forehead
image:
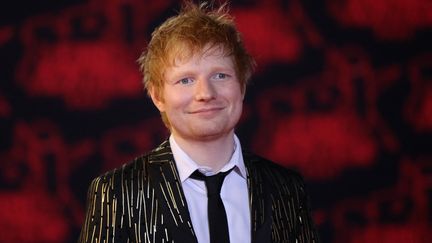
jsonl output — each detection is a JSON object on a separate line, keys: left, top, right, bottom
{"left": 164, "top": 48, "right": 235, "bottom": 81}
{"left": 166, "top": 42, "right": 231, "bottom": 66}
{"left": 161, "top": 44, "right": 234, "bottom": 81}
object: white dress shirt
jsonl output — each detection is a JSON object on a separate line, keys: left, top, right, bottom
{"left": 169, "top": 135, "right": 251, "bottom": 243}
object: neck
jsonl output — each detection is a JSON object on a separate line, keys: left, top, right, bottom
{"left": 172, "top": 132, "right": 236, "bottom": 172}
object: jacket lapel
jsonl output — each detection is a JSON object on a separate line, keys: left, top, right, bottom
{"left": 147, "top": 140, "right": 197, "bottom": 243}
{"left": 244, "top": 152, "right": 272, "bottom": 243}
{"left": 146, "top": 143, "right": 273, "bottom": 243}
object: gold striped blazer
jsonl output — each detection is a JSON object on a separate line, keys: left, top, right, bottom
{"left": 78, "top": 140, "right": 319, "bottom": 243}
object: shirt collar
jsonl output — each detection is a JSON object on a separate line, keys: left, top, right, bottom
{"left": 169, "top": 134, "right": 247, "bottom": 183}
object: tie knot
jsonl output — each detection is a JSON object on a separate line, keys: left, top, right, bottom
{"left": 191, "top": 168, "right": 233, "bottom": 196}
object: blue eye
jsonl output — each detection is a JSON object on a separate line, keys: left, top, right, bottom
{"left": 214, "top": 73, "right": 227, "bottom": 79}
{"left": 179, "top": 78, "right": 193, "bottom": 85}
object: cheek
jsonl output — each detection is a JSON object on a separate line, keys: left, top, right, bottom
{"left": 163, "top": 90, "right": 189, "bottom": 110}
{"left": 226, "top": 85, "right": 243, "bottom": 103}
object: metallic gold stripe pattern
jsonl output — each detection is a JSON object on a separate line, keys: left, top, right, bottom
{"left": 78, "top": 155, "right": 179, "bottom": 242}
{"left": 246, "top": 154, "right": 320, "bottom": 243}
{"left": 79, "top": 142, "right": 319, "bottom": 242}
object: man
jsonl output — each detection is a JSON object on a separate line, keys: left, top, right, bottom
{"left": 79, "top": 2, "right": 319, "bottom": 243}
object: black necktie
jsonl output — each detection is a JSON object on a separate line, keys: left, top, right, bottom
{"left": 191, "top": 168, "right": 233, "bottom": 243}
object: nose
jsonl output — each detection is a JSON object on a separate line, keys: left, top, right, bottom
{"left": 194, "top": 78, "right": 216, "bottom": 101}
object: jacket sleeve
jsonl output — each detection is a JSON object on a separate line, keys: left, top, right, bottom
{"left": 292, "top": 173, "right": 320, "bottom": 243}
{"left": 78, "top": 173, "right": 130, "bottom": 243}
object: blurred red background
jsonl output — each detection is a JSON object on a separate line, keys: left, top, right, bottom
{"left": 0, "top": 0, "right": 431, "bottom": 242}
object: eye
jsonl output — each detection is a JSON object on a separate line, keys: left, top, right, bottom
{"left": 214, "top": 73, "right": 228, "bottom": 80}
{"left": 178, "top": 77, "right": 194, "bottom": 85}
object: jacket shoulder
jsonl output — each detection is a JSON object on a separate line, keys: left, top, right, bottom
{"left": 95, "top": 139, "right": 171, "bottom": 184}
{"left": 79, "top": 144, "right": 169, "bottom": 243}
{"left": 245, "top": 152, "right": 303, "bottom": 179}
{"left": 95, "top": 154, "right": 149, "bottom": 184}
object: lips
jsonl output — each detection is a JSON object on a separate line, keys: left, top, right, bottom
{"left": 188, "top": 107, "right": 225, "bottom": 114}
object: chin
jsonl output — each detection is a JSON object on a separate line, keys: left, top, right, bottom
{"left": 189, "top": 126, "right": 232, "bottom": 140}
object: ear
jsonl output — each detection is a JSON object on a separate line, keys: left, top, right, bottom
{"left": 241, "top": 85, "right": 246, "bottom": 100}
{"left": 149, "top": 86, "right": 165, "bottom": 112}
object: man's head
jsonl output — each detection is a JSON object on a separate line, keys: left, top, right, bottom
{"left": 138, "top": 1, "right": 254, "bottom": 128}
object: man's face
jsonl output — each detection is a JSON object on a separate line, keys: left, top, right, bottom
{"left": 150, "top": 45, "right": 244, "bottom": 142}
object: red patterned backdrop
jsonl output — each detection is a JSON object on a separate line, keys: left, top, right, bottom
{"left": 1, "top": 0, "right": 431, "bottom": 242}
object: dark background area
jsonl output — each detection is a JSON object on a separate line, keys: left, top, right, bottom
{"left": 0, "top": 0, "right": 431, "bottom": 242}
